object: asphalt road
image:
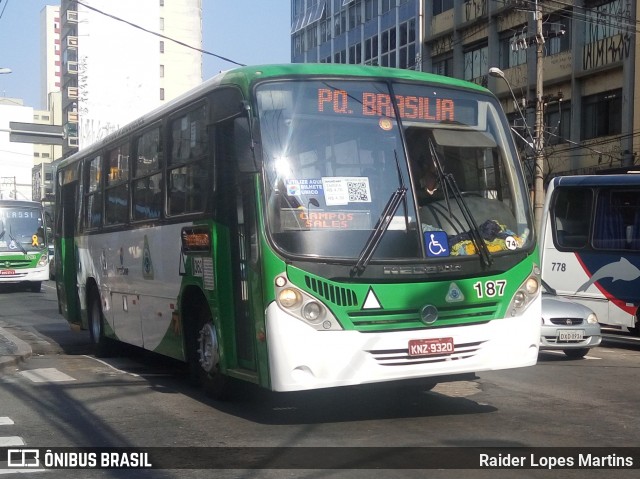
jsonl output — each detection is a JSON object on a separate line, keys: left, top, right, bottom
{"left": 1, "top": 282, "right": 640, "bottom": 479}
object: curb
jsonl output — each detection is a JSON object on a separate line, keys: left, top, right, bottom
{"left": 0, "top": 326, "right": 33, "bottom": 373}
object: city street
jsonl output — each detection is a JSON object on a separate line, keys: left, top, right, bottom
{"left": 1, "top": 282, "right": 639, "bottom": 478}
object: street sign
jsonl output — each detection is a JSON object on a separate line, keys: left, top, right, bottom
{"left": 8, "top": 121, "right": 64, "bottom": 146}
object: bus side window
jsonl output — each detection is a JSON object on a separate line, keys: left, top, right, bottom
{"left": 553, "top": 188, "right": 590, "bottom": 249}
{"left": 593, "top": 192, "right": 626, "bottom": 249}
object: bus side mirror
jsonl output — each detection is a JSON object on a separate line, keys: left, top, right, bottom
{"left": 234, "top": 116, "right": 262, "bottom": 173}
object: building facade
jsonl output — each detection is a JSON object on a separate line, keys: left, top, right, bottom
{"left": 60, "top": 0, "right": 203, "bottom": 156}
{"left": 291, "top": 0, "right": 640, "bottom": 179}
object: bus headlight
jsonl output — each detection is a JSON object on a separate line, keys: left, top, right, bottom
{"left": 508, "top": 267, "right": 540, "bottom": 316}
{"left": 274, "top": 275, "right": 342, "bottom": 330}
{"left": 302, "top": 301, "right": 323, "bottom": 322}
{"left": 278, "top": 288, "right": 301, "bottom": 309}
{"left": 37, "top": 254, "right": 49, "bottom": 267}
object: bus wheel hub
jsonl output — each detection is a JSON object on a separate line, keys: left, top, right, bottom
{"left": 197, "top": 323, "right": 219, "bottom": 374}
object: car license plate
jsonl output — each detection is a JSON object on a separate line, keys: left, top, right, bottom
{"left": 558, "top": 330, "right": 584, "bottom": 341}
{"left": 408, "top": 337, "right": 454, "bottom": 357}
{"left": 0, "top": 270, "right": 16, "bottom": 275}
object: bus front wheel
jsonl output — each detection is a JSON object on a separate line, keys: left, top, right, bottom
{"left": 190, "top": 306, "right": 229, "bottom": 400}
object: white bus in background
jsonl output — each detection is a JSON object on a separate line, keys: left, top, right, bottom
{"left": 540, "top": 174, "right": 640, "bottom": 334}
{"left": 0, "top": 199, "right": 50, "bottom": 292}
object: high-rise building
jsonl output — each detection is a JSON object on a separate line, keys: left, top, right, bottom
{"left": 60, "top": 0, "right": 203, "bottom": 156}
{"left": 40, "top": 5, "right": 62, "bottom": 110}
{"left": 292, "top": 0, "right": 422, "bottom": 69}
{"left": 291, "top": 0, "right": 640, "bottom": 179}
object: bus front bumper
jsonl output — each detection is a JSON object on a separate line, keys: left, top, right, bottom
{"left": 265, "top": 301, "right": 541, "bottom": 392}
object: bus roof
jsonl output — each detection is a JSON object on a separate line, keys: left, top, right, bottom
{"left": 551, "top": 174, "right": 640, "bottom": 188}
{"left": 0, "top": 199, "right": 43, "bottom": 208}
{"left": 56, "top": 64, "right": 492, "bottom": 171}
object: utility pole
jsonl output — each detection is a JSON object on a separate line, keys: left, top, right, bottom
{"left": 533, "top": 0, "right": 545, "bottom": 233}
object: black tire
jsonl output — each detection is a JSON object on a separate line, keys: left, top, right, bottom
{"left": 88, "top": 289, "right": 113, "bottom": 357}
{"left": 188, "top": 304, "right": 230, "bottom": 400}
{"left": 30, "top": 281, "right": 42, "bottom": 292}
{"left": 563, "top": 348, "right": 589, "bottom": 359}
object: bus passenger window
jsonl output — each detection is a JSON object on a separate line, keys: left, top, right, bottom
{"left": 553, "top": 188, "right": 591, "bottom": 249}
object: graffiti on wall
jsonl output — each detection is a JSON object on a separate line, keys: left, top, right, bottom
{"left": 583, "top": 0, "right": 632, "bottom": 69}
{"left": 431, "top": 35, "right": 453, "bottom": 57}
{"left": 583, "top": 34, "right": 632, "bottom": 70}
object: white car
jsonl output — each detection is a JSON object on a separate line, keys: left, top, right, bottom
{"left": 540, "top": 281, "right": 602, "bottom": 359}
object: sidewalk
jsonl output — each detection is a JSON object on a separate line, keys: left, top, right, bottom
{"left": 0, "top": 323, "right": 32, "bottom": 372}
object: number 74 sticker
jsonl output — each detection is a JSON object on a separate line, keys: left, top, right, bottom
{"left": 473, "top": 280, "right": 507, "bottom": 298}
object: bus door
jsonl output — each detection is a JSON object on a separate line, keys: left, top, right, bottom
{"left": 215, "top": 116, "right": 261, "bottom": 374}
{"left": 232, "top": 177, "right": 260, "bottom": 371}
{"left": 56, "top": 179, "right": 81, "bottom": 325}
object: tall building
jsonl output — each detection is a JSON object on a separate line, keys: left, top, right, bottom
{"left": 291, "top": 0, "right": 422, "bottom": 68}
{"left": 291, "top": 0, "right": 640, "bottom": 179}
{"left": 40, "top": 5, "right": 62, "bottom": 110}
{"left": 60, "top": 0, "right": 203, "bottom": 156}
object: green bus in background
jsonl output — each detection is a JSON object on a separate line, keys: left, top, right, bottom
{"left": 54, "top": 64, "right": 541, "bottom": 398}
{"left": 0, "top": 199, "right": 50, "bottom": 292}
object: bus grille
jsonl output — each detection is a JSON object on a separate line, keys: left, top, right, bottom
{"left": 347, "top": 303, "right": 498, "bottom": 331}
{"left": 304, "top": 276, "right": 358, "bottom": 307}
{"left": 0, "top": 258, "right": 34, "bottom": 269}
{"left": 367, "top": 340, "right": 486, "bottom": 366}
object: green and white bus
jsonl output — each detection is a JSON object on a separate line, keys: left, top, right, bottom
{"left": 0, "top": 199, "right": 50, "bottom": 292}
{"left": 54, "top": 64, "right": 541, "bottom": 397}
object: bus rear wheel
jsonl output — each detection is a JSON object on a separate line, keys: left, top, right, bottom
{"left": 88, "top": 289, "right": 113, "bottom": 357}
{"left": 189, "top": 306, "right": 229, "bottom": 400}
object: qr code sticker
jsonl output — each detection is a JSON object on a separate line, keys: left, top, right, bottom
{"left": 346, "top": 178, "right": 371, "bottom": 202}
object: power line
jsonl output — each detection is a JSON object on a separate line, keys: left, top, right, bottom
{"left": 75, "top": 1, "right": 245, "bottom": 67}
{"left": 0, "top": 0, "right": 10, "bottom": 21}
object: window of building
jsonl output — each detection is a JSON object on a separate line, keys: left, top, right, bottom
{"left": 499, "top": 28, "right": 527, "bottom": 69}
{"left": 433, "top": 0, "right": 453, "bottom": 16}
{"left": 585, "top": 0, "right": 625, "bottom": 43}
{"left": 545, "top": 12, "right": 571, "bottom": 55}
{"left": 464, "top": 43, "right": 488, "bottom": 83}
{"left": 160, "top": 88, "right": 165, "bottom": 101}
{"left": 364, "top": 35, "right": 378, "bottom": 63}
{"left": 432, "top": 55, "right": 453, "bottom": 76}
{"left": 380, "top": 26, "right": 396, "bottom": 67}
{"left": 581, "top": 89, "right": 622, "bottom": 140}
{"left": 398, "top": 18, "right": 416, "bottom": 69}
{"left": 160, "top": 41, "right": 164, "bottom": 53}
{"left": 545, "top": 103, "right": 571, "bottom": 145}
{"left": 159, "top": 17, "right": 164, "bottom": 31}
{"left": 381, "top": 0, "right": 393, "bottom": 14}
{"left": 349, "top": 42, "right": 362, "bottom": 63}
{"left": 365, "top": 0, "right": 378, "bottom": 21}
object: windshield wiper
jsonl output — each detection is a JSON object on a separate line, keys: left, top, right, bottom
{"left": 351, "top": 152, "right": 407, "bottom": 277}
{"left": 7, "top": 227, "right": 28, "bottom": 255}
{"left": 428, "top": 138, "right": 493, "bottom": 268}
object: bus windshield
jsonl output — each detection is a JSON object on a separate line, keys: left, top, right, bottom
{"left": 0, "top": 205, "right": 46, "bottom": 253}
{"left": 257, "top": 78, "right": 532, "bottom": 262}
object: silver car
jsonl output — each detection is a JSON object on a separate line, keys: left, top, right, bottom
{"left": 540, "top": 281, "right": 602, "bottom": 359}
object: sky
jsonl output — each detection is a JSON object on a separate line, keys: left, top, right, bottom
{"left": 0, "top": 0, "right": 292, "bottom": 109}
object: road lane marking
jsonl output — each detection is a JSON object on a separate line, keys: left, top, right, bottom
{"left": 84, "top": 355, "right": 140, "bottom": 377}
{"left": 0, "top": 437, "right": 24, "bottom": 446}
{"left": 0, "top": 418, "right": 14, "bottom": 426}
{"left": 19, "top": 368, "right": 76, "bottom": 383}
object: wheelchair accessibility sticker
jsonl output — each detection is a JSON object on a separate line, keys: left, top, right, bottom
{"left": 425, "top": 231, "right": 450, "bottom": 257}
